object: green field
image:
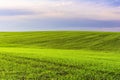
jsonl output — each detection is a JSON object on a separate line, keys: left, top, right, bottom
{"left": 0, "top": 31, "right": 120, "bottom": 80}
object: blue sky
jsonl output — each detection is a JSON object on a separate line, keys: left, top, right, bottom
{"left": 0, "top": 0, "right": 120, "bottom": 31}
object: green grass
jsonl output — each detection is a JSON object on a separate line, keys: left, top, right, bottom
{"left": 0, "top": 31, "right": 120, "bottom": 79}
{"left": 0, "top": 31, "right": 120, "bottom": 51}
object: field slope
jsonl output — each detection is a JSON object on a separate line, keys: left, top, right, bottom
{"left": 0, "top": 31, "right": 120, "bottom": 80}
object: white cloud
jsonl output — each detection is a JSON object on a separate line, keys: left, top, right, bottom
{"left": 0, "top": 0, "right": 120, "bottom": 21}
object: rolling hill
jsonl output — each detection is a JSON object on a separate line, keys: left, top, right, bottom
{"left": 0, "top": 31, "right": 120, "bottom": 51}
{"left": 0, "top": 31, "right": 120, "bottom": 80}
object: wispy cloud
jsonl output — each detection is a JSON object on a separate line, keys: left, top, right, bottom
{"left": 0, "top": 0, "right": 120, "bottom": 31}
{"left": 0, "top": 9, "right": 35, "bottom": 16}
{"left": 0, "top": 0, "right": 120, "bottom": 20}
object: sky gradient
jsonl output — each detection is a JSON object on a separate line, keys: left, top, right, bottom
{"left": 0, "top": 0, "right": 120, "bottom": 31}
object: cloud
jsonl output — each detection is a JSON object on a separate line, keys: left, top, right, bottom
{"left": 0, "top": 18, "right": 119, "bottom": 31}
{"left": 0, "top": 0, "right": 120, "bottom": 31}
{"left": 0, "top": 0, "right": 120, "bottom": 21}
{"left": 0, "top": 9, "right": 35, "bottom": 16}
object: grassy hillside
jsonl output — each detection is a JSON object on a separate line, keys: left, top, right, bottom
{"left": 0, "top": 31, "right": 120, "bottom": 51}
{"left": 0, "top": 48, "right": 120, "bottom": 80}
{"left": 0, "top": 31, "right": 120, "bottom": 79}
